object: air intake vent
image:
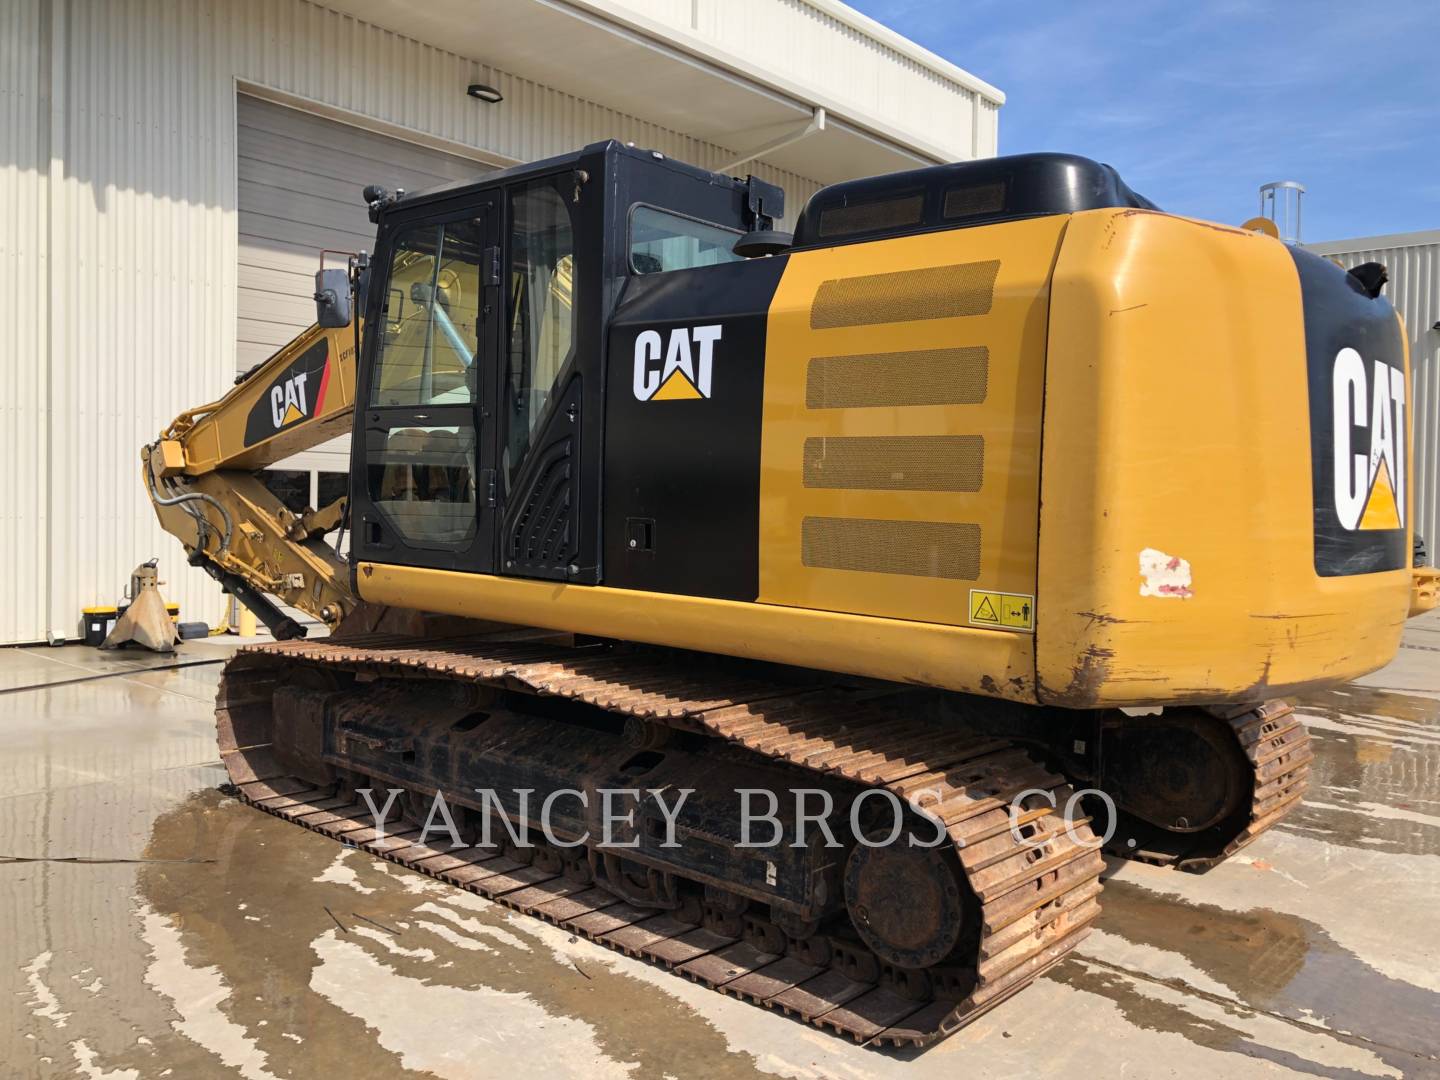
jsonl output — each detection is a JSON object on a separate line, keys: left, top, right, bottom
{"left": 943, "top": 182, "right": 1007, "bottom": 220}
{"left": 803, "top": 436, "right": 983, "bottom": 492}
{"left": 806, "top": 346, "right": 989, "bottom": 409}
{"left": 817, "top": 194, "right": 924, "bottom": 239}
{"left": 801, "top": 517, "right": 981, "bottom": 580}
{"left": 810, "top": 261, "right": 999, "bottom": 330}
{"left": 505, "top": 437, "right": 575, "bottom": 576}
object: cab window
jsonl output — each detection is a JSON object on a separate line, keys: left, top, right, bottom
{"left": 629, "top": 206, "right": 743, "bottom": 275}
{"left": 506, "top": 181, "right": 576, "bottom": 484}
{"left": 369, "top": 219, "right": 484, "bottom": 407}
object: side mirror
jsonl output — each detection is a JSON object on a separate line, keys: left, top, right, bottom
{"left": 314, "top": 268, "right": 352, "bottom": 328}
{"left": 734, "top": 230, "right": 793, "bottom": 258}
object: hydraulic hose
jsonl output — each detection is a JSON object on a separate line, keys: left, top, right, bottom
{"left": 145, "top": 444, "right": 234, "bottom": 555}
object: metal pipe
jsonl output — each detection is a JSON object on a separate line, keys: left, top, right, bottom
{"left": 430, "top": 301, "right": 473, "bottom": 367}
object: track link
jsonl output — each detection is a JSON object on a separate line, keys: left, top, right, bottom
{"left": 217, "top": 634, "right": 1105, "bottom": 1047}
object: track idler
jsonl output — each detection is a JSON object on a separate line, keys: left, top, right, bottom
{"left": 1092, "top": 702, "right": 1313, "bottom": 871}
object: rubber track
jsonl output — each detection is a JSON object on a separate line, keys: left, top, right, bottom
{"left": 217, "top": 634, "right": 1106, "bottom": 1047}
{"left": 1114, "top": 700, "right": 1314, "bottom": 872}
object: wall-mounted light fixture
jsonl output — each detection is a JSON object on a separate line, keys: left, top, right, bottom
{"left": 467, "top": 83, "right": 503, "bottom": 104}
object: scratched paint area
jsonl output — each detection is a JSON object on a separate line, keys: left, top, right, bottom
{"left": 2, "top": 630, "right": 1439, "bottom": 1078}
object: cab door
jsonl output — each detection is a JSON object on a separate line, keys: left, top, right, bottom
{"left": 497, "top": 175, "right": 589, "bottom": 581}
{"left": 351, "top": 194, "right": 502, "bottom": 572}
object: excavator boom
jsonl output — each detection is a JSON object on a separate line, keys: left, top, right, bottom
{"left": 144, "top": 319, "right": 361, "bottom": 637}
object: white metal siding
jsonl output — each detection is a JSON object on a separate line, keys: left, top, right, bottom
{"left": 607, "top": 0, "right": 1001, "bottom": 162}
{"left": 15, "top": 0, "right": 827, "bottom": 644}
{"left": 1308, "top": 234, "right": 1440, "bottom": 560}
{"left": 693, "top": 0, "right": 983, "bottom": 160}
{"left": 0, "top": 0, "right": 48, "bottom": 644}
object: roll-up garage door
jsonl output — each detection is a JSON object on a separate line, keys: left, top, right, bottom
{"left": 237, "top": 94, "right": 488, "bottom": 473}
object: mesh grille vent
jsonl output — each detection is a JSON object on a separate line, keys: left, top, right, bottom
{"left": 810, "top": 261, "right": 999, "bottom": 330}
{"left": 943, "top": 182, "right": 1007, "bottom": 219}
{"left": 803, "top": 436, "right": 983, "bottom": 492}
{"left": 801, "top": 517, "right": 981, "bottom": 580}
{"left": 817, "top": 194, "right": 924, "bottom": 238}
{"left": 806, "top": 346, "right": 989, "bottom": 409}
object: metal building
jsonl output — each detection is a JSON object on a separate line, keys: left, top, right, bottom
{"left": 1, "top": 0, "right": 1003, "bottom": 645}
{"left": 1308, "top": 231, "right": 1440, "bottom": 560}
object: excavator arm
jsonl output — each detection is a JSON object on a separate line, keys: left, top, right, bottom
{"left": 142, "top": 319, "right": 362, "bottom": 638}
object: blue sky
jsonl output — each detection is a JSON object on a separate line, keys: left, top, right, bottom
{"left": 847, "top": 1, "right": 1437, "bottom": 242}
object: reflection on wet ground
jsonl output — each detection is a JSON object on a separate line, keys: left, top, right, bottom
{"left": 133, "top": 790, "right": 754, "bottom": 1079}
{"left": 1284, "top": 684, "right": 1440, "bottom": 857}
{"left": 1079, "top": 879, "right": 1440, "bottom": 1077}
{"left": 4, "top": 622, "right": 1440, "bottom": 1079}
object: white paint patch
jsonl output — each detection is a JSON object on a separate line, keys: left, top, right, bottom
{"left": 80, "top": 977, "right": 104, "bottom": 994}
{"left": 351, "top": 925, "right": 437, "bottom": 961}
{"left": 309, "top": 929, "right": 637, "bottom": 1079}
{"left": 415, "top": 901, "right": 533, "bottom": 951}
{"left": 312, "top": 848, "right": 377, "bottom": 894}
{"left": 412, "top": 919, "right": 497, "bottom": 954}
{"left": 69, "top": 1040, "right": 140, "bottom": 1080}
{"left": 22, "top": 950, "right": 70, "bottom": 1029}
{"left": 139, "top": 905, "right": 281, "bottom": 1080}
{"left": 1139, "top": 547, "right": 1193, "bottom": 598}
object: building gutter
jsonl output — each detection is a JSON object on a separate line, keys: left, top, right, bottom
{"left": 718, "top": 108, "right": 826, "bottom": 174}
{"left": 539, "top": 0, "right": 974, "bottom": 168}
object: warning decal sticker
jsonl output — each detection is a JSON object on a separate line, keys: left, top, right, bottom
{"left": 969, "top": 589, "right": 1035, "bottom": 632}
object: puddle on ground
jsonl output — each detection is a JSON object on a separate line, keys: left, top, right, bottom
{"left": 1280, "top": 686, "right": 1440, "bottom": 856}
{"left": 1072, "top": 878, "right": 1440, "bottom": 1077}
{"left": 18, "top": 789, "right": 805, "bottom": 1080}
{"left": 1291, "top": 685, "right": 1440, "bottom": 746}
{"left": 1051, "top": 960, "right": 1402, "bottom": 1080}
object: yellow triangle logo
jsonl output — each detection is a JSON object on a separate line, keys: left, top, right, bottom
{"left": 973, "top": 595, "right": 998, "bottom": 622}
{"left": 651, "top": 370, "right": 703, "bottom": 400}
{"left": 281, "top": 402, "right": 304, "bottom": 426}
{"left": 1358, "top": 458, "right": 1401, "bottom": 530}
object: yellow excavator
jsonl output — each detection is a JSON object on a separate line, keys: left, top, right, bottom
{"left": 145, "top": 143, "right": 1436, "bottom": 1046}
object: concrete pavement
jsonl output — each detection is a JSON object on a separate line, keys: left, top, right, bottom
{"left": 3, "top": 615, "right": 1438, "bottom": 1078}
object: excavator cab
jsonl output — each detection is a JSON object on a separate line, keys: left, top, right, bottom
{"left": 347, "top": 142, "right": 781, "bottom": 582}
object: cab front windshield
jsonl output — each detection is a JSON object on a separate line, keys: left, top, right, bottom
{"left": 370, "top": 219, "right": 484, "bottom": 407}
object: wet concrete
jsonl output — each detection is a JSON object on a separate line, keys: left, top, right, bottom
{"left": 3, "top": 617, "right": 1439, "bottom": 1079}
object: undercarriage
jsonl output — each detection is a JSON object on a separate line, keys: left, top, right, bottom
{"left": 215, "top": 629, "right": 1311, "bottom": 1047}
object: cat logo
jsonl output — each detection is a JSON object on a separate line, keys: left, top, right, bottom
{"left": 271, "top": 371, "right": 312, "bottom": 428}
{"left": 632, "top": 324, "right": 723, "bottom": 401}
{"left": 1333, "top": 346, "right": 1405, "bottom": 531}
{"left": 242, "top": 339, "right": 331, "bottom": 448}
